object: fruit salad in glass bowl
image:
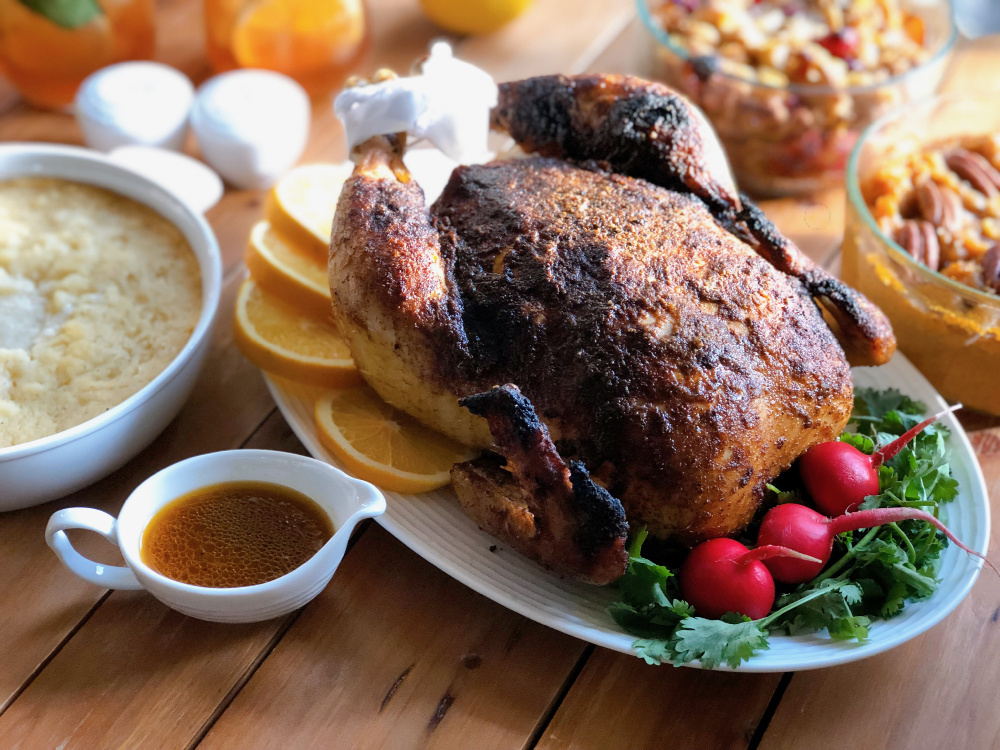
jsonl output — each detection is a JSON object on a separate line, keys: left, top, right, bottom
{"left": 638, "top": 0, "right": 956, "bottom": 196}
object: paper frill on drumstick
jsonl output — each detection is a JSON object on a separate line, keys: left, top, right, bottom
{"left": 334, "top": 42, "right": 498, "bottom": 165}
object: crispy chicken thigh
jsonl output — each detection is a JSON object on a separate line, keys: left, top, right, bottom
{"left": 329, "top": 74, "right": 895, "bottom": 582}
{"left": 452, "top": 384, "right": 628, "bottom": 585}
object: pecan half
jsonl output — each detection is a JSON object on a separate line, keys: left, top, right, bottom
{"left": 983, "top": 243, "right": 1000, "bottom": 293}
{"left": 918, "top": 221, "right": 940, "bottom": 271}
{"left": 939, "top": 184, "right": 964, "bottom": 233}
{"left": 895, "top": 219, "right": 940, "bottom": 271}
{"left": 895, "top": 220, "right": 921, "bottom": 256}
{"left": 915, "top": 180, "right": 964, "bottom": 234}
{"left": 946, "top": 148, "right": 1000, "bottom": 199}
{"left": 915, "top": 179, "right": 943, "bottom": 224}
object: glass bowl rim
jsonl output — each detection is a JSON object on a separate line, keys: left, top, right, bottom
{"left": 635, "top": 0, "right": 958, "bottom": 97}
{"left": 845, "top": 91, "right": 1000, "bottom": 307}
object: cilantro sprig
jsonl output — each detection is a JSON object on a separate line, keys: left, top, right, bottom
{"left": 609, "top": 388, "right": 959, "bottom": 668}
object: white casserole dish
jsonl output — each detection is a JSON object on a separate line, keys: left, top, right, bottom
{"left": 0, "top": 143, "right": 222, "bottom": 511}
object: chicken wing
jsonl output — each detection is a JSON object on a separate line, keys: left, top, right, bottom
{"left": 451, "top": 385, "right": 629, "bottom": 585}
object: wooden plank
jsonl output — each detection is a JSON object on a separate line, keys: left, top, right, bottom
{"left": 755, "top": 429, "right": 1000, "bottom": 750}
{"left": 537, "top": 649, "right": 782, "bottom": 750}
{"left": 759, "top": 188, "right": 845, "bottom": 266}
{"left": 458, "top": 0, "right": 635, "bottom": 80}
{"left": 197, "top": 525, "right": 587, "bottom": 750}
{"left": 585, "top": 19, "right": 645, "bottom": 77}
{"left": 0, "top": 599, "right": 292, "bottom": 750}
{"left": 941, "top": 35, "right": 1000, "bottom": 95}
{"left": 0, "top": 272, "right": 274, "bottom": 713}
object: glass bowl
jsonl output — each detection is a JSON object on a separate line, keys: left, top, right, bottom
{"left": 843, "top": 94, "right": 1000, "bottom": 416}
{"left": 636, "top": 0, "right": 957, "bottom": 197}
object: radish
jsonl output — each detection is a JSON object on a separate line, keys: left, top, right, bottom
{"left": 799, "top": 404, "right": 961, "bottom": 516}
{"left": 756, "top": 502, "right": 997, "bottom": 584}
{"left": 679, "top": 538, "right": 821, "bottom": 620}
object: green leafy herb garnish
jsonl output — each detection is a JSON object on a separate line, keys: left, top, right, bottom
{"left": 18, "top": 0, "right": 102, "bottom": 30}
{"left": 609, "top": 387, "right": 960, "bottom": 668}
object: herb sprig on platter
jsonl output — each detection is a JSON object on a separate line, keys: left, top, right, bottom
{"left": 608, "top": 388, "right": 961, "bottom": 669}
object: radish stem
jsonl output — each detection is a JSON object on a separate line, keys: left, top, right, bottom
{"left": 757, "top": 581, "right": 855, "bottom": 627}
{"left": 810, "top": 526, "right": 880, "bottom": 585}
{"left": 742, "top": 545, "right": 822, "bottom": 565}
{"left": 827, "top": 506, "right": 999, "bottom": 578}
{"left": 872, "top": 403, "right": 962, "bottom": 466}
{"left": 887, "top": 521, "right": 917, "bottom": 563}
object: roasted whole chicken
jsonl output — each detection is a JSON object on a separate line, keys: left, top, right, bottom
{"left": 329, "top": 74, "right": 896, "bottom": 584}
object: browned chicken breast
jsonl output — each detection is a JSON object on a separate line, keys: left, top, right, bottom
{"left": 329, "top": 74, "right": 895, "bottom": 583}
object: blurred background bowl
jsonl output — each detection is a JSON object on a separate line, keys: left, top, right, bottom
{"left": 842, "top": 93, "right": 1000, "bottom": 416}
{"left": 637, "top": 0, "right": 957, "bottom": 197}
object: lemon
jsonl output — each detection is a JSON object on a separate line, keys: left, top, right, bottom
{"left": 234, "top": 278, "right": 360, "bottom": 387}
{"left": 419, "top": 0, "right": 533, "bottom": 35}
{"left": 315, "top": 386, "right": 476, "bottom": 493}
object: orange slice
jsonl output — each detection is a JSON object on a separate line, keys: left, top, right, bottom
{"left": 234, "top": 278, "right": 360, "bottom": 387}
{"left": 266, "top": 162, "right": 354, "bottom": 261}
{"left": 245, "top": 220, "right": 331, "bottom": 319}
{"left": 315, "top": 386, "right": 476, "bottom": 493}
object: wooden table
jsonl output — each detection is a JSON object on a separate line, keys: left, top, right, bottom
{"left": 1, "top": 2, "right": 999, "bottom": 747}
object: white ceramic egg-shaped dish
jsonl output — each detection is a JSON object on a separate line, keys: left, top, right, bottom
{"left": 0, "top": 143, "right": 222, "bottom": 510}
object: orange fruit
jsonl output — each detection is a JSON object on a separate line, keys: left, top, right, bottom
{"left": 245, "top": 221, "right": 331, "bottom": 319}
{"left": 234, "top": 278, "right": 360, "bottom": 387}
{"left": 231, "top": 0, "right": 366, "bottom": 81}
{"left": 266, "top": 162, "right": 354, "bottom": 262}
{"left": 1, "top": 0, "right": 113, "bottom": 76}
{"left": 315, "top": 386, "right": 476, "bottom": 493}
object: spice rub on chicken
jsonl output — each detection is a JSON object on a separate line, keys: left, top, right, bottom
{"left": 329, "top": 73, "right": 896, "bottom": 583}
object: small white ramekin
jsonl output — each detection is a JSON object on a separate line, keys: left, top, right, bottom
{"left": 45, "top": 450, "right": 386, "bottom": 622}
{"left": 0, "top": 143, "right": 222, "bottom": 511}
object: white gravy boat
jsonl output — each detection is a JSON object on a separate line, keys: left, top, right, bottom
{"left": 45, "top": 450, "right": 385, "bottom": 623}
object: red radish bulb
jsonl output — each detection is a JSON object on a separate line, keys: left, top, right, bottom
{"left": 799, "top": 403, "right": 961, "bottom": 516}
{"left": 756, "top": 502, "right": 997, "bottom": 584}
{"left": 798, "top": 441, "right": 880, "bottom": 517}
{"left": 679, "top": 538, "right": 820, "bottom": 620}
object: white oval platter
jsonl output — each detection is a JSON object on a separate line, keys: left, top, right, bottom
{"left": 264, "top": 352, "right": 990, "bottom": 672}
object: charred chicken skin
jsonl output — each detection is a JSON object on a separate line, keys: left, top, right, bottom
{"left": 329, "top": 73, "right": 896, "bottom": 583}
{"left": 452, "top": 385, "right": 628, "bottom": 585}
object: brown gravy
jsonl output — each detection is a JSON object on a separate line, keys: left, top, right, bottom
{"left": 141, "top": 481, "right": 334, "bottom": 588}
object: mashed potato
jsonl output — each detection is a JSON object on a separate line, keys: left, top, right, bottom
{"left": 0, "top": 177, "right": 201, "bottom": 448}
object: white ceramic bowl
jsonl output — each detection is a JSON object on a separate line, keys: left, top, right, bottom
{"left": 45, "top": 450, "right": 386, "bottom": 622}
{"left": 0, "top": 143, "right": 222, "bottom": 511}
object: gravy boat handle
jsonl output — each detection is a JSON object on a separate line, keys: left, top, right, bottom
{"left": 46, "top": 507, "right": 144, "bottom": 590}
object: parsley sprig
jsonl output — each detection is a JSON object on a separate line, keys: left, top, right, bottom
{"left": 608, "top": 388, "right": 958, "bottom": 668}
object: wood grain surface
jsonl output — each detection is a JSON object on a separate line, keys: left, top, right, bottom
{"left": 199, "top": 526, "right": 587, "bottom": 750}
{"left": 0, "top": 1, "right": 997, "bottom": 748}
